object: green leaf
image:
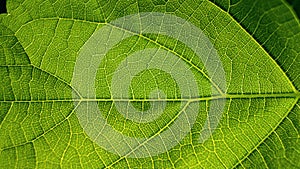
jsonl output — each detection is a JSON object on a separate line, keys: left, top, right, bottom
{"left": 0, "top": 0, "right": 299, "bottom": 168}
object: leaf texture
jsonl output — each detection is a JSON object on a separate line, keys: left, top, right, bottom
{"left": 0, "top": 0, "right": 299, "bottom": 168}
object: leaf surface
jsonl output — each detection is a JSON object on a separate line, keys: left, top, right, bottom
{"left": 0, "top": 0, "right": 299, "bottom": 168}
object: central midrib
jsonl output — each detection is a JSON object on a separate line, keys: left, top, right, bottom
{"left": 1, "top": 92, "right": 299, "bottom": 103}
{"left": 80, "top": 92, "right": 300, "bottom": 101}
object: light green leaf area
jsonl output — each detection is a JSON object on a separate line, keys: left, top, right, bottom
{"left": 0, "top": 0, "right": 300, "bottom": 168}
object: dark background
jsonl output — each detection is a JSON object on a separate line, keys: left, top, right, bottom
{"left": 287, "top": 0, "right": 300, "bottom": 18}
{"left": 0, "top": 0, "right": 6, "bottom": 13}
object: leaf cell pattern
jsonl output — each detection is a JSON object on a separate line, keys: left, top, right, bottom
{"left": 0, "top": 0, "right": 300, "bottom": 168}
